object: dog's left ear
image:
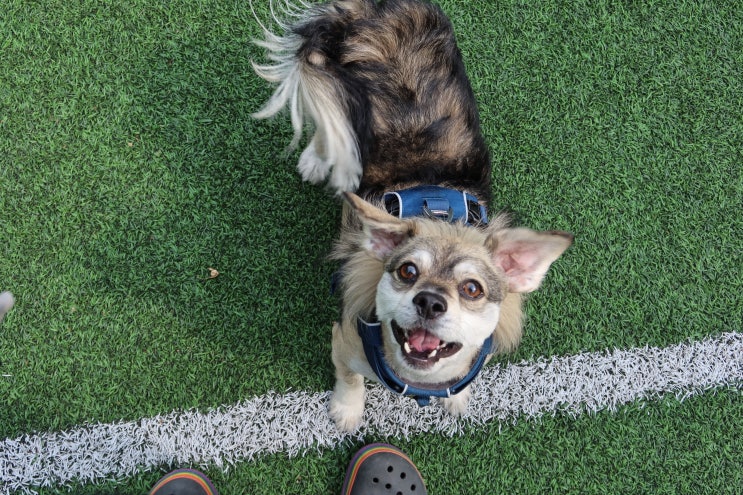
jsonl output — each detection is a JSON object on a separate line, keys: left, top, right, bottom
{"left": 343, "top": 192, "right": 413, "bottom": 259}
{"left": 487, "top": 228, "right": 573, "bottom": 293}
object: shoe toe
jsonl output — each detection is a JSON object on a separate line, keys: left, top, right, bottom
{"left": 342, "top": 444, "right": 427, "bottom": 495}
{"left": 149, "top": 468, "right": 219, "bottom": 495}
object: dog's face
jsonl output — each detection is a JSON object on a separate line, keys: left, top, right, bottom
{"left": 376, "top": 235, "right": 503, "bottom": 384}
{"left": 343, "top": 192, "right": 573, "bottom": 385}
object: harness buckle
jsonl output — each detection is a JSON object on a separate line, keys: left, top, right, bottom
{"left": 382, "top": 186, "right": 488, "bottom": 226}
{"left": 422, "top": 202, "right": 454, "bottom": 222}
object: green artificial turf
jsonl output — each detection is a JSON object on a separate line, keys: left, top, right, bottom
{"left": 1, "top": 0, "right": 741, "bottom": 493}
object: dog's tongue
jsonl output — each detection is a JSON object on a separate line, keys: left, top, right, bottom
{"left": 408, "top": 328, "right": 441, "bottom": 353}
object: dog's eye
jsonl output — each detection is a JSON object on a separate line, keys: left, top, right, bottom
{"left": 460, "top": 280, "right": 484, "bottom": 299}
{"left": 397, "top": 262, "right": 418, "bottom": 282}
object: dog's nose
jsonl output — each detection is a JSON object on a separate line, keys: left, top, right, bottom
{"left": 413, "top": 291, "right": 447, "bottom": 319}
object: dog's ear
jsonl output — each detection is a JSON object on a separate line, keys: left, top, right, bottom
{"left": 343, "top": 192, "right": 413, "bottom": 259}
{"left": 487, "top": 228, "right": 573, "bottom": 293}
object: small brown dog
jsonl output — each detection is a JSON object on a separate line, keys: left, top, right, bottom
{"left": 252, "top": 0, "right": 572, "bottom": 431}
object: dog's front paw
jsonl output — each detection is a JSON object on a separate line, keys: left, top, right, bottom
{"left": 329, "top": 359, "right": 366, "bottom": 431}
{"left": 329, "top": 393, "right": 365, "bottom": 432}
{"left": 440, "top": 387, "right": 471, "bottom": 417}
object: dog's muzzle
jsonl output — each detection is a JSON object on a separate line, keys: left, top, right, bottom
{"left": 391, "top": 320, "right": 462, "bottom": 368}
{"left": 357, "top": 316, "right": 494, "bottom": 407}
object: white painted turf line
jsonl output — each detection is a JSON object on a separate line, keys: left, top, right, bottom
{"left": 2, "top": 332, "right": 741, "bottom": 494}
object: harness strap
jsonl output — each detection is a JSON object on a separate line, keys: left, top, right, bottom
{"left": 357, "top": 316, "right": 495, "bottom": 407}
{"left": 383, "top": 185, "right": 488, "bottom": 225}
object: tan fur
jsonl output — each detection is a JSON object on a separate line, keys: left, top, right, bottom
{"left": 325, "top": 194, "right": 571, "bottom": 430}
{"left": 252, "top": 0, "right": 573, "bottom": 431}
{"left": 338, "top": 1, "right": 481, "bottom": 183}
{"left": 333, "top": 205, "right": 517, "bottom": 338}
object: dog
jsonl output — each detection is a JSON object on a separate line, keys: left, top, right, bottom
{"left": 252, "top": 0, "right": 573, "bottom": 431}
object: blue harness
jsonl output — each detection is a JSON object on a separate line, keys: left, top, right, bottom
{"left": 350, "top": 186, "right": 496, "bottom": 406}
{"left": 357, "top": 316, "right": 494, "bottom": 406}
{"left": 382, "top": 185, "right": 488, "bottom": 226}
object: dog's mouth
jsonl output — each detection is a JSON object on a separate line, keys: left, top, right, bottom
{"left": 391, "top": 320, "right": 462, "bottom": 367}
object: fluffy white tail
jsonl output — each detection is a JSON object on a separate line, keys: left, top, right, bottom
{"left": 251, "top": 3, "right": 362, "bottom": 193}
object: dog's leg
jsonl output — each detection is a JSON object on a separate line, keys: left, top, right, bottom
{"left": 440, "top": 386, "right": 471, "bottom": 417}
{"left": 329, "top": 322, "right": 366, "bottom": 431}
{"left": 329, "top": 366, "right": 366, "bottom": 432}
{"left": 297, "top": 136, "right": 330, "bottom": 185}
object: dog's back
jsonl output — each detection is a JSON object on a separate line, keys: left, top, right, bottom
{"left": 252, "top": 0, "right": 491, "bottom": 201}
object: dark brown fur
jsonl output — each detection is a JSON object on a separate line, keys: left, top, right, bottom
{"left": 252, "top": 0, "right": 573, "bottom": 431}
{"left": 291, "top": 0, "right": 492, "bottom": 202}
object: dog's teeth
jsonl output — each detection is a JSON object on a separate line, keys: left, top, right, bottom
{"left": 404, "top": 342, "right": 411, "bottom": 354}
{"left": 427, "top": 349, "right": 438, "bottom": 359}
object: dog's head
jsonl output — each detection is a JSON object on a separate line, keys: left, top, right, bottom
{"left": 343, "top": 193, "right": 572, "bottom": 386}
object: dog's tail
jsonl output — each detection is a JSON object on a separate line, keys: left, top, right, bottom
{"left": 251, "top": 1, "right": 363, "bottom": 194}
